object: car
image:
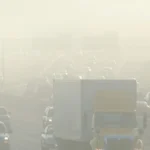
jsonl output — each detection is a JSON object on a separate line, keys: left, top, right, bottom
{"left": 41, "top": 125, "right": 57, "bottom": 150}
{"left": 42, "top": 106, "right": 53, "bottom": 128}
{"left": 0, "top": 121, "right": 10, "bottom": 150}
{"left": 145, "top": 92, "right": 150, "bottom": 105}
{"left": 0, "top": 107, "right": 12, "bottom": 133}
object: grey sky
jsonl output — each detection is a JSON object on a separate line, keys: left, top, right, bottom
{"left": 0, "top": 0, "right": 150, "bottom": 37}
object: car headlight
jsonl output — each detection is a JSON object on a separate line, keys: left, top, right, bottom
{"left": 4, "top": 137, "right": 8, "bottom": 140}
{"left": 48, "top": 119, "right": 52, "bottom": 122}
{"left": 4, "top": 137, "right": 9, "bottom": 143}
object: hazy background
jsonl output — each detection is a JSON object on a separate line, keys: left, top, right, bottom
{"left": 0, "top": 0, "right": 150, "bottom": 94}
{"left": 1, "top": 1, "right": 150, "bottom": 150}
{"left": 0, "top": 0, "right": 150, "bottom": 37}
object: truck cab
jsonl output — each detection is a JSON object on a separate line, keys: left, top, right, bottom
{"left": 91, "top": 80, "right": 144, "bottom": 150}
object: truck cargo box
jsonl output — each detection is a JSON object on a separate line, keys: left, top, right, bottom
{"left": 53, "top": 79, "right": 83, "bottom": 141}
{"left": 53, "top": 79, "right": 137, "bottom": 142}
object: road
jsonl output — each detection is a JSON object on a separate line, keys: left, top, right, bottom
{"left": 1, "top": 94, "right": 46, "bottom": 150}
{"left": 1, "top": 94, "right": 150, "bottom": 150}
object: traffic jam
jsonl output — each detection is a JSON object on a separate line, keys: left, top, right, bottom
{"left": 1, "top": 52, "right": 150, "bottom": 150}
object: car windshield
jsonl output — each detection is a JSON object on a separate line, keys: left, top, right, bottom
{"left": 0, "top": 108, "right": 7, "bottom": 115}
{"left": 47, "top": 127, "right": 53, "bottom": 134}
{"left": 94, "top": 112, "right": 137, "bottom": 128}
{"left": 0, "top": 124, "right": 6, "bottom": 133}
{"left": 48, "top": 110, "right": 53, "bottom": 117}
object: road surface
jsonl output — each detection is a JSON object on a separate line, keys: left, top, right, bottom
{"left": 1, "top": 94, "right": 45, "bottom": 150}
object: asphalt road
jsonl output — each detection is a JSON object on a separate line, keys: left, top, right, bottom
{"left": 10, "top": 105, "right": 42, "bottom": 150}
{"left": 1, "top": 94, "right": 46, "bottom": 150}
{"left": 1, "top": 94, "right": 150, "bottom": 150}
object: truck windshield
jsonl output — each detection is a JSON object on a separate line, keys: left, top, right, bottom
{"left": 94, "top": 112, "right": 137, "bottom": 128}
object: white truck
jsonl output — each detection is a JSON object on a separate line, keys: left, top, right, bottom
{"left": 53, "top": 79, "right": 137, "bottom": 150}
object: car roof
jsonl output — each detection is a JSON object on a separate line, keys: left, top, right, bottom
{"left": 0, "top": 107, "right": 7, "bottom": 112}
{"left": 0, "top": 106, "right": 6, "bottom": 109}
{"left": 45, "top": 106, "right": 54, "bottom": 110}
{"left": 0, "top": 121, "right": 5, "bottom": 124}
{"left": 0, "top": 121, "right": 6, "bottom": 127}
